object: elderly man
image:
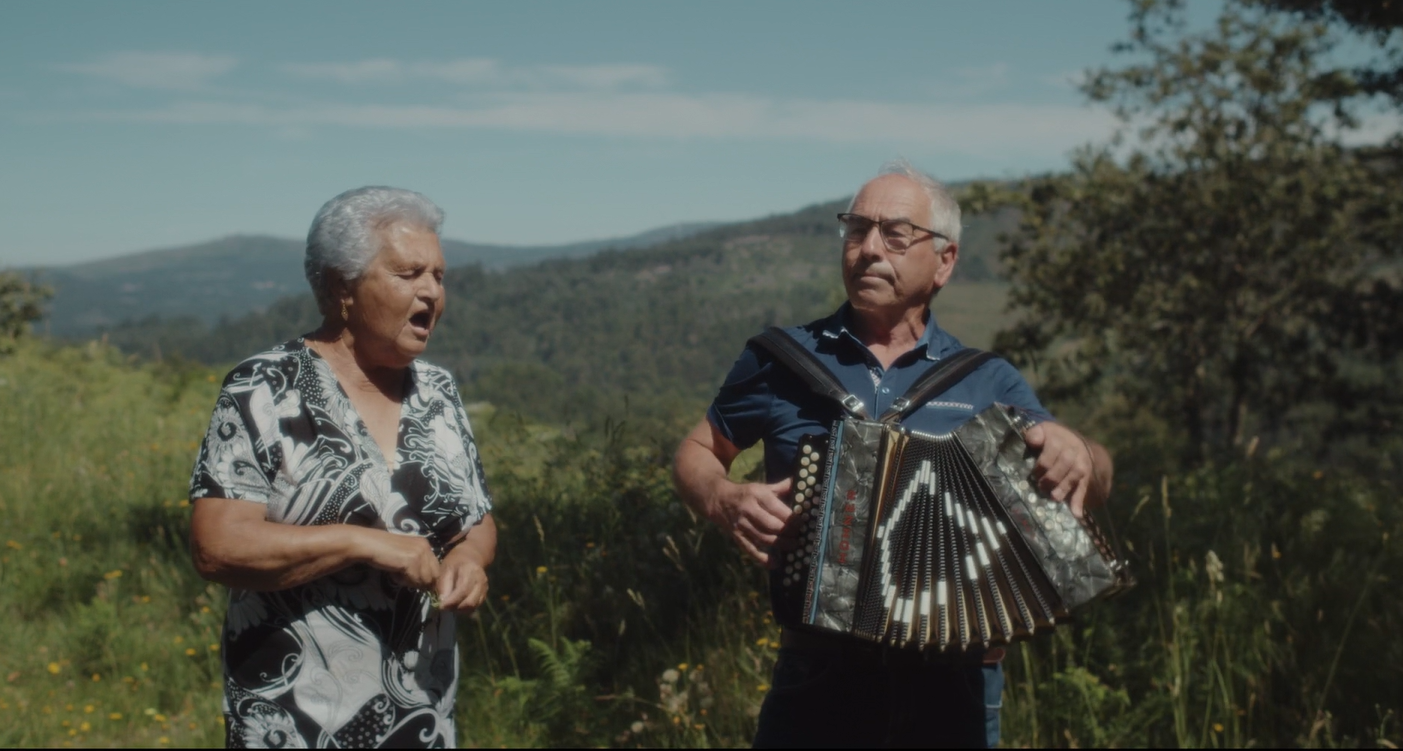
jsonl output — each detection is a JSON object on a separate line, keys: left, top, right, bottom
{"left": 673, "top": 160, "right": 1112, "bottom": 748}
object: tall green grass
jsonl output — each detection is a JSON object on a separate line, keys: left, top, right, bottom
{"left": 1, "top": 340, "right": 1399, "bottom": 747}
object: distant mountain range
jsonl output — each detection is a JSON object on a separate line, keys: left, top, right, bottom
{"left": 90, "top": 197, "right": 1017, "bottom": 433}
{"left": 24, "top": 221, "right": 718, "bottom": 336}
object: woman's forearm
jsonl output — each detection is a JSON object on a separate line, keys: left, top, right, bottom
{"left": 446, "top": 514, "right": 496, "bottom": 569}
{"left": 191, "top": 497, "right": 375, "bottom": 591}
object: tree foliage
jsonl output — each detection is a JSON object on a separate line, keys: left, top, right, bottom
{"left": 0, "top": 271, "right": 52, "bottom": 353}
{"left": 1259, "top": 0, "right": 1403, "bottom": 100}
{"left": 986, "top": 0, "right": 1403, "bottom": 463}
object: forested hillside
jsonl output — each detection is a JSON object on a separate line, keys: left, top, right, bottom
{"left": 94, "top": 199, "right": 1016, "bottom": 434}
{"left": 30, "top": 222, "right": 719, "bottom": 336}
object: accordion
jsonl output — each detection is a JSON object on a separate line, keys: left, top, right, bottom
{"left": 772, "top": 404, "right": 1133, "bottom": 653}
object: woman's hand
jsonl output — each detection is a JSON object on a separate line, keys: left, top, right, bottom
{"left": 436, "top": 555, "right": 489, "bottom": 614}
{"left": 357, "top": 530, "right": 441, "bottom": 590}
{"left": 435, "top": 514, "right": 497, "bottom": 614}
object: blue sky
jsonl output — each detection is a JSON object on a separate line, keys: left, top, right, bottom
{"left": 3, "top": 1, "right": 1165, "bottom": 265}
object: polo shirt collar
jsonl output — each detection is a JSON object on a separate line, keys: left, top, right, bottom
{"left": 820, "top": 303, "right": 947, "bottom": 362}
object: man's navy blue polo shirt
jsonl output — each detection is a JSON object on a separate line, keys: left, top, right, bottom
{"left": 707, "top": 304, "right": 1053, "bottom": 483}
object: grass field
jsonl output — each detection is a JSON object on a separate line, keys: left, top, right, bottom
{"left": 2, "top": 338, "right": 1399, "bottom": 748}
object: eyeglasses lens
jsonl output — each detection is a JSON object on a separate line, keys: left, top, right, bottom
{"left": 840, "top": 216, "right": 914, "bottom": 252}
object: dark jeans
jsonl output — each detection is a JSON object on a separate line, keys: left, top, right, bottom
{"left": 753, "top": 647, "right": 1003, "bottom": 748}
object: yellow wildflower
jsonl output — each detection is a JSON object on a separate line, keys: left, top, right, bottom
{"left": 185, "top": 648, "right": 197, "bottom": 656}
{"left": 108, "top": 712, "right": 122, "bottom": 720}
{"left": 84, "top": 705, "right": 94, "bottom": 713}
{"left": 47, "top": 662, "right": 60, "bottom": 675}
{"left": 154, "top": 714, "right": 167, "bottom": 723}
{"left": 102, "top": 570, "right": 122, "bottom": 580}
{"left": 757, "top": 684, "right": 770, "bottom": 692}
{"left": 535, "top": 565, "right": 547, "bottom": 574}
{"left": 5, "top": 540, "right": 21, "bottom": 550}
{"left": 91, "top": 674, "right": 101, "bottom": 682}
{"left": 209, "top": 644, "right": 220, "bottom": 652}
{"left": 678, "top": 663, "right": 689, "bottom": 671}
{"left": 79, "top": 722, "right": 90, "bottom": 732}
{"left": 1213, "top": 723, "right": 1224, "bottom": 733}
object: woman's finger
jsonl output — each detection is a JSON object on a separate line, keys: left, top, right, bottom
{"left": 436, "top": 564, "right": 458, "bottom": 600}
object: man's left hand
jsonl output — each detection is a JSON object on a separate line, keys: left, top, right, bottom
{"left": 1022, "top": 421, "right": 1097, "bottom": 518}
{"left": 436, "top": 552, "right": 489, "bottom": 615}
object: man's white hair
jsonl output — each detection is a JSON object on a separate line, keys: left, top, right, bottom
{"left": 848, "top": 158, "right": 962, "bottom": 246}
{"left": 304, "top": 186, "right": 445, "bottom": 315}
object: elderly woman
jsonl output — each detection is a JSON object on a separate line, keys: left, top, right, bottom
{"left": 189, "top": 186, "right": 495, "bottom": 748}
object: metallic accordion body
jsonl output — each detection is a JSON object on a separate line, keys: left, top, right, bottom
{"left": 774, "top": 404, "right": 1133, "bottom": 652}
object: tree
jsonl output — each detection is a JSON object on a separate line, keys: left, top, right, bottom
{"left": 983, "top": 0, "right": 1403, "bottom": 463}
{"left": 0, "top": 271, "right": 52, "bottom": 352}
{"left": 1259, "top": 0, "right": 1403, "bottom": 101}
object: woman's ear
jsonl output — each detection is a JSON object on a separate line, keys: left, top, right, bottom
{"left": 325, "top": 272, "right": 354, "bottom": 322}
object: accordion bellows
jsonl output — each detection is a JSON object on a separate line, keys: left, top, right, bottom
{"left": 775, "top": 404, "right": 1133, "bottom": 652}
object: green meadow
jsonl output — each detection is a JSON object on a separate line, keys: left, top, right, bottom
{"left": 2, "top": 338, "right": 1398, "bottom": 748}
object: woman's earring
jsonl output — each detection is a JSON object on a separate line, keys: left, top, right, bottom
{"left": 341, "top": 300, "right": 349, "bottom": 322}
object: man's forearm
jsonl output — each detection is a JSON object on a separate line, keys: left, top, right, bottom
{"left": 673, "top": 436, "right": 734, "bottom": 522}
{"left": 1083, "top": 436, "right": 1114, "bottom": 509}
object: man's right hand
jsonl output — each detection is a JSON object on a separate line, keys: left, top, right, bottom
{"left": 358, "top": 530, "right": 441, "bottom": 590}
{"left": 712, "top": 477, "right": 795, "bottom": 567}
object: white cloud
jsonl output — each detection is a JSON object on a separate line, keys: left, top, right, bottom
{"left": 1040, "top": 69, "right": 1088, "bottom": 90}
{"left": 56, "top": 52, "right": 237, "bottom": 90}
{"left": 1338, "top": 112, "right": 1403, "bottom": 146}
{"left": 94, "top": 92, "right": 1118, "bottom": 155}
{"left": 955, "top": 63, "right": 1010, "bottom": 90}
{"left": 281, "top": 58, "right": 414, "bottom": 85}
{"left": 535, "top": 64, "right": 668, "bottom": 89}
{"left": 282, "top": 58, "right": 667, "bottom": 89}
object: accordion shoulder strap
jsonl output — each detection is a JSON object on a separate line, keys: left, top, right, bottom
{"left": 746, "top": 326, "right": 998, "bottom": 423}
{"left": 747, "top": 327, "right": 870, "bottom": 419}
{"left": 880, "top": 348, "right": 997, "bottom": 424}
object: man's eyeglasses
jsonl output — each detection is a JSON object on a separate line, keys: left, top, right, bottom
{"left": 837, "top": 213, "right": 948, "bottom": 254}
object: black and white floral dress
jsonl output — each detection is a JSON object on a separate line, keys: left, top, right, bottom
{"left": 189, "top": 339, "right": 492, "bottom": 749}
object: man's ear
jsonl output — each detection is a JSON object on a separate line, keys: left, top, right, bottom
{"left": 932, "top": 241, "right": 959, "bottom": 289}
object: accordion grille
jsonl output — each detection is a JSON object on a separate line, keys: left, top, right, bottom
{"left": 776, "top": 406, "right": 1130, "bottom": 654}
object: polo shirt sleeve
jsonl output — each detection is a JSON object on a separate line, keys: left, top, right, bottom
{"left": 990, "top": 359, "right": 1055, "bottom": 424}
{"left": 705, "top": 344, "right": 773, "bottom": 451}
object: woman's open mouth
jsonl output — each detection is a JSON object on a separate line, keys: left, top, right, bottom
{"left": 409, "top": 310, "right": 433, "bottom": 335}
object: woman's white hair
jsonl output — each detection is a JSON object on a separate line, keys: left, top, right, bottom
{"left": 304, "top": 186, "right": 445, "bottom": 315}
{"left": 849, "top": 158, "right": 962, "bottom": 246}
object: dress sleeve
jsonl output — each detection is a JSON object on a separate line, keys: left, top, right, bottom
{"left": 189, "top": 386, "right": 277, "bottom": 504}
{"left": 705, "top": 344, "right": 774, "bottom": 451}
{"left": 446, "top": 388, "right": 494, "bottom": 519}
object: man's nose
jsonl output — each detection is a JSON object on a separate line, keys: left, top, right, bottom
{"left": 858, "top": 224, "right": 887, "bottom": 259}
